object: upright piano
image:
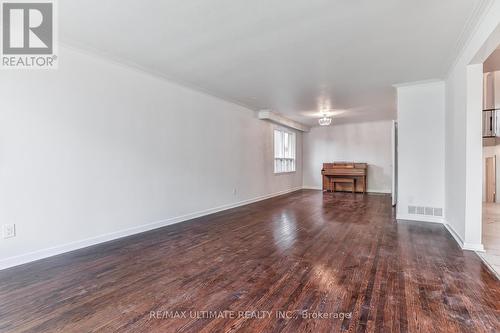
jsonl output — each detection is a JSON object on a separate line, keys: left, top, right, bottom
{"left": 321, "top": 162, "right": 367, "bottom": 193}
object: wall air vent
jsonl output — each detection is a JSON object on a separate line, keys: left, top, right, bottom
{"left": 407, "top": 205, "right": 443, "bottom": 217}
{"left": 433, "top": 208, "right": 443, "bottom": 217}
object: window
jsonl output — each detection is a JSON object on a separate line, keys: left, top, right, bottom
{"left": 274, "top": 129, "right": 296, "bottom": 173}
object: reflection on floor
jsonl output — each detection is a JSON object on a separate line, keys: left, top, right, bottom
{"left": 481, "top": 203, "right": 500, "bottom": 277}
{"left": 0, "top": 191, "right": 499, "bottom": 332}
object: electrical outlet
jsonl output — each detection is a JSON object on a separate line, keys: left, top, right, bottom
{"left": 2, "top": 224, "right": 16, "bottom": 239}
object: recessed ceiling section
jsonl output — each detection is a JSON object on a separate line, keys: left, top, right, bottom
{"left": 59, "top": 0, "right": 483, "bottom": 125}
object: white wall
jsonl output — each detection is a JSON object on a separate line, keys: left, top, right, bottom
{"left": 0, "top": 47, "right": 303, "bottom": 268}
{"left": 302, "top": 121, "right": 392, "bottom": 193}
{"left": 445, "top": 1, "right": 500, "bottom": 251}
{"left": 396, "top": 81, "right": 445, "bottom": 222}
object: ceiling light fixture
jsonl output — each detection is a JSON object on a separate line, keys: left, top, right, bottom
{"left": 318, "top": 114, "right": 332, "bottom": 126}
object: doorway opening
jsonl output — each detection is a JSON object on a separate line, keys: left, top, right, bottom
{"left": 481, "top": 45, "right": 500, "bottom": 276}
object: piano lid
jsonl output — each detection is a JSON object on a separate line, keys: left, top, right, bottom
{"left": 323, "top": 162, "right": 367, "bottom": 170}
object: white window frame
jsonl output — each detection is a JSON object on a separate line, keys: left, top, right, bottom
{"left": 274, "top": 128, "right": 296, "bottom": 174}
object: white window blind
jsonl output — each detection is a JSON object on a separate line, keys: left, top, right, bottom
{"left": 274, "top": 129, "right": 296, "bottom": 173}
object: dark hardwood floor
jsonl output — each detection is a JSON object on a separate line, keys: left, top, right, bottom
{"left": 0, "top": 190, "right": 499, "bottom": 332}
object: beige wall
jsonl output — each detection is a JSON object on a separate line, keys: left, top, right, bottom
{"left": 483, "top": 144, "right": 500, "bottom": 202}
{"left": 484, "top": 49, "right": 500, "bottom": 72}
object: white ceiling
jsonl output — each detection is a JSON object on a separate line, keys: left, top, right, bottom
{"left": 60, "top": 0, "right": 483, "bottom": 125}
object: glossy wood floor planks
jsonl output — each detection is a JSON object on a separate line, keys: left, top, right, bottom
{"left": 0, "top": 190, "right": 499, "bottom": 332}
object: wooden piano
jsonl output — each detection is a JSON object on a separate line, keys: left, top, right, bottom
{"left": 321, "top": 162, "right": 367, "bottom": 193}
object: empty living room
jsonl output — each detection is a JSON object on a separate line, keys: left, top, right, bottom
{"left": 1, "top": 1, "right": 500, "bottom": 332}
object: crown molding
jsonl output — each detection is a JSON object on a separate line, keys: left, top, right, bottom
{"left": 59, "top": 42, "right": 258, "bottom": 113}
{"left": 392, "top": 79, "right": 444, "bottom": 89}
{"left": 445, "top": 0, "right": 496, "bottom": 77}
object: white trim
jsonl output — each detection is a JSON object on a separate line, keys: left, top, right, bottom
{"left": 396, "top": 214, "right": 444, "bottom": 224}
{"left": 302, "top": 186, "right": 391, "bottom": 194}
{"left": 445, "top": 226, "right": 493, "bottom": 276}
{"left": 302, "top": 186, "right": 322, "bottom": 190}
{"left": 392, "top": 79, "right": 444, "bottom": 89}
{"left": 0, "top": 187, "right": 302, "bottom": 270}
{"left": 443, "top": 221, "right": 485, "bottom": 252}
{"left": 444, "top": 223, "right": 465, "bottom": 248}
{"left": 397, "top": 217, "right": 485, "bottom": 252}
{"left": 463, "top": 242, "right": 485, "bottom": 252}
{"left": 477, "top": 253, "right": 500, "bottom": 279}
{"left": 59, "top": 43, "right": 257, "bottom": 113}
{"left": 366, "top": 189, "right": 392, "bottom": 194}
{"left": 445, "top": 0, "right": 495, "bottom": 76}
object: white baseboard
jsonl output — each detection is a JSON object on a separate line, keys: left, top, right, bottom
{"left": 367, "top": 190, "right": 392, "bottom": 194}
{"left": 302, "top": 185, "right": 391, "bottom": 194}
{"left": 302, "top": 186, "right": 322, "bottom": 190}
{"left": 463, "top": 242, "right": 485, "bottom": 252}
{"left": 398, "top": 217, "right": 485, "bottom": 252}
{"left": 396, "top": 213, "right": 444, "bottom": 224}
{"left": 0, "top": 186, "right": 303, "bottom": 270}
{"left": 443, "top": 223, "right": 465, "bottom": 248}
{"left": 443, "top": 222, "right": 485, "bottom": 252}
{"left": 477, "top": 253, "right": 500, "bottom": 280}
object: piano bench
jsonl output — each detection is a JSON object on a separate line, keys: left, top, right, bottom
{"left": 331, "top": 178, "right": 356, "bottom": 193}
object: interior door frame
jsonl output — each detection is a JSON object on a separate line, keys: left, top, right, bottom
{"left": 391, "top": 120, "right": 398, "bottom": 207}
{"left": 486, "top": 155, "right": 496, "bottom": 203}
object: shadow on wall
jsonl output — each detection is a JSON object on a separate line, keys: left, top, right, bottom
{"left": 302, "top": 120, "right": 393, "bottom": 192}
{"left": 367, "top": 164, "right": 390, "bottom": 193}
